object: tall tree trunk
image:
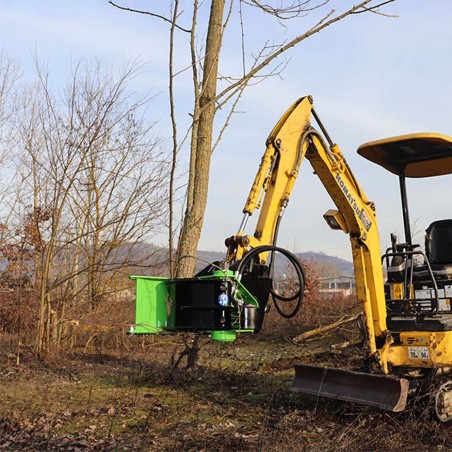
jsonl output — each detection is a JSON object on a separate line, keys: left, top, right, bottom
{"left": 176, "top": 0, "right": 225, "bottom": 278}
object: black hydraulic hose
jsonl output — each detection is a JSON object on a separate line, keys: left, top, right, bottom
{"left": 236, "top": 245, "right": 305, "bottom": 319}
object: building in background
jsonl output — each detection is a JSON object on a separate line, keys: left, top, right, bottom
{"left": 319, "top": 276, "right": 356, "bottom": 296}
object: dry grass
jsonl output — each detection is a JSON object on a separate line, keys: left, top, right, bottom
{"left": 0, "top": 291, "right": 450, "bottom": 450}
{"left": 0, "top": 329, "right": 450, "bottom": 451}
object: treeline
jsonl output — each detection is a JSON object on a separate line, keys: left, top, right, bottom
{"left": 0, "top": 54, "right": 169, "bottom": 355}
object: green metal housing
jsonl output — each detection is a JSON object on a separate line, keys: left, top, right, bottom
{"left": 129, "top": 270, "right": 261, "bottom": 342}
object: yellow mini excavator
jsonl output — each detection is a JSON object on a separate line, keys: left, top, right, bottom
{"left": 130, "top": 96, "right": 452, "bottom": 421}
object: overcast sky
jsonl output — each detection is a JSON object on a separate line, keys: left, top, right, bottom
{"left": 1, "top": 1, "right": 451, "bottom": 261}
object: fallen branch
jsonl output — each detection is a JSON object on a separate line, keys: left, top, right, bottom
{"left": 292, "top": 314, "right": 359, "bottom": 344}
{"left": 330, "top": 338, "right": 362, "bottom": 350}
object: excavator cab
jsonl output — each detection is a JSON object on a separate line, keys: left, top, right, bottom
{"left": 358, "top": 133, "right": 452, "bottom": 332}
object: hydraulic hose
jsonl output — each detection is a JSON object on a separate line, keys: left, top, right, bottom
{"left": 236, "top": 245, "right": 305, "bottom": 319}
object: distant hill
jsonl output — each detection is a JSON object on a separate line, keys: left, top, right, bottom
{"left": 299, "top": 251, "right": 353, "bottom": 276}
{"left": 197, "top": 249, "right": 353, "bottom": 276}
{"left": 55, "top": 241, "right": 352, "bottom": 277}
{"left": 0, "top": 242, "right": 353, "bottom": 278}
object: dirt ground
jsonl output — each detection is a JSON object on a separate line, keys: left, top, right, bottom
{"left": 0, "top": 330, "right": 450, "bottom": 451}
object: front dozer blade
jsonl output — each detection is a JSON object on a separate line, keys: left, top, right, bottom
{"left": 292, "top": 364, "right": 409, "bottom": 412}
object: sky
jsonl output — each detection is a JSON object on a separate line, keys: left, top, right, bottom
{"left": 1, "top": 0, "right": 452, "bottom": 262}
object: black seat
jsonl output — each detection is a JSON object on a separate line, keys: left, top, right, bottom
{"left": 426, "top": 219, "right": 452, "bottom": 264}
{"left": 414, "top": 220, "right": 452, "bottom": 280}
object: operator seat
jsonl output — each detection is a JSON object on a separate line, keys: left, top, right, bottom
{"left": 414, "top": 219, "right": 452, "bottom": 280}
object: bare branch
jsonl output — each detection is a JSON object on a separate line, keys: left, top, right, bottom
{"left": 239, "top": 0, "right": 247, "bottom": 76}
{"left": 214, "top": 1, "right": 376, "bottom": 106}
{"left": 352, "top": 0, "right": 397, "bottom": 17}
{"left": 108, "top": 0, "right": 192, "bottom": 33}
{"left": 242, "top": 0, "right": 330, "bottom": 20}
{"left": 211, "top": 89, "right": 244, "bottom": 154}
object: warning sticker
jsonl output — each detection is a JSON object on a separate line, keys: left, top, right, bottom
{"left": 439, "top": 298, "right": 451, "bottom": 311}
{"left": 408, "top": 347, "right": 429, "bottom": 360}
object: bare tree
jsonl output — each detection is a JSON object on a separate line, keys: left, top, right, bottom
{"left": 0, "top": 51, "right": 20, "bottom": 163}
{"left": 0, "top": 52, "right": 21, "bottom": 235}
{"left": 109, "top": 0, "right": 397, "bottom": 278}
{"left": 6, "top": 59, "right": 169, "bottom": 355}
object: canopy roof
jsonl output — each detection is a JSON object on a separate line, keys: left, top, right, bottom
{"left": 357, "top": 133, "right": 452, "bottom": 178}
